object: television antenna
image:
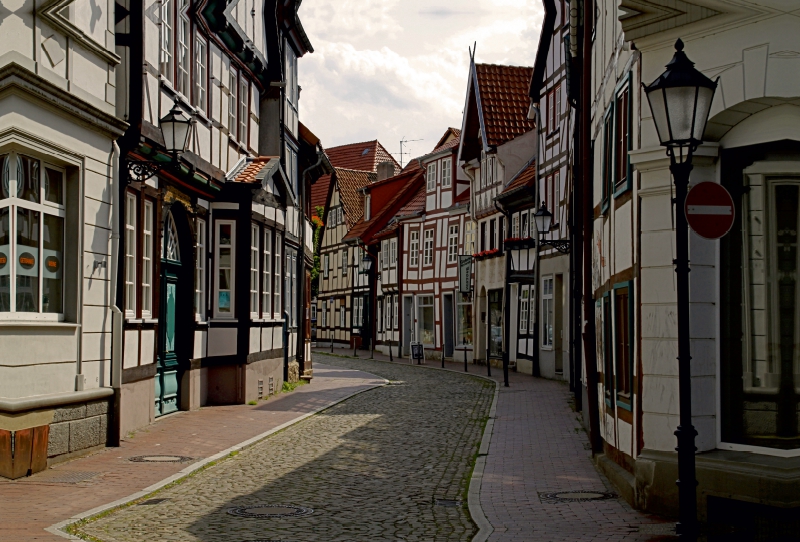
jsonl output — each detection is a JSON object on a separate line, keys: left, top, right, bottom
{"left": 397, "top": 137, "right": 423, "bottom": 168}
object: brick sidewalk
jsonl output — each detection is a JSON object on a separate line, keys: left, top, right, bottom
{"left": 315, "top": 348, "right": 674, "bottom": 541}
{"left": 0, "top": 364, "right": 383, "bottom": 541}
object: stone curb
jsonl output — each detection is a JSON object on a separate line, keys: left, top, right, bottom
{"left": 45, "top": 372, "right": 388, "bottom": 541}
{"left": 329, "top": 354, "right": 499, "bottom": 542}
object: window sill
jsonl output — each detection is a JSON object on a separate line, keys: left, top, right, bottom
{"left": 546, "top": 127, "right": 560, "bottom": 139}
{"left": 0, "top": 320, "right": 77, "bottom": 328}
{"left": 613, "top": 181, "right": 631, "bottom": 199}
{"left": 229, "top": 137, "right": 247, "bottom": 154}
{"left": 209, "top": 318, "right": 238, "bottom": 323}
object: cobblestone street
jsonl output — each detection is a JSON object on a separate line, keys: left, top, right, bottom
{"left": 76, "top": 355, "right": 494, "bottom": 542}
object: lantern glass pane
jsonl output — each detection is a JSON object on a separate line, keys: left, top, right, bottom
{"left": 535, "top": 211, "right": 551, "bottom": 233}
{"left": 646, "top": 88, "right": 670, "bottom": 145}
{"left": 692, "top": 86, "right": 715, "bottom": 141}
{"left": 173, "top": 120, "right": 190, "bottom": 152}
{"left": 161, "top": 121, "right": 176, "bottom": 152}
{"left": 665, "top": 86, "right": 697, "bottom": 142}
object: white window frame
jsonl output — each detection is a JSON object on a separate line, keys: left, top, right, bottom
{"left": 274, "top": 233, "right": 282, "bottom": 319}
{"left": 195, "top": 218, "right": 206, "bottom": 321}
{"left": 176, "top": 0, "right": 190, "bottom": 96}
{"left": 520, "top": 287, "right": 529, "bottom": 332}
{"left": 512, "top": 214, "right": 520, "bottom": 238}
{"left": 441, "top": 158, "right": 452, "bottom": 188}
{"left": 214, "top": 220, "right": 236, "bottom": 318}
{"left": 341, "top": 248, "right": 348, "bottom": 275}
{"left": 390, "top": 238, "right": 397, "bottom": 267}
{"left": 384, "top": 297, "right": 391, "bottom": 330}
{"left": 323, "top": 252, "right": 329, "bottom": 278}
{"left": 382, "top": 240, "right": 389, "bottom": 270}
{"left": 193, "top": 36, "right": 207, "bottom": 114}
{"left": 410, "top": 230, "right": 419, "bottom": 267}
{"left": 228, "top": 68, "right": 238, "bottom": 138}
{"left": 465, "top": 220, "right": 475, "bottom": 255}
{"left": 447, "top": 224, "right": 458, "bottom": 264}
{"left": 261, "top": 228, "right": 272, "bottom": 319}
{"left": 423, "top": 229, "right": 434, "bottom": 266}
{"left": 393, "top": 294, "right": 398, "bottom": 329}
{"left": 159, "top": 0, "right": 174, "bottom": 83}
{"left": 125, "top": 192, "right": 136, "bottom": 317}
{"left": 239, "top": 77, "right": 249, "bottom": 145}
{"left": 542, "top": 276, "right": 554, "bottom": 348}
{"left": 364, "top": 194, "right": 371, "bottom": 221}
{"left": 250, "top": 223, "right": 259, "bottom": 317}
{"left": 321, "top": 300, "right": 327, "bottom": 327}
{"left": 427, "top": 162, "right": 437, "bottom": 192}
{"left": 141, "top": 200, "right": 154, "bottom": 318}
{"left": 339, "top": 301, "right": 345, "bottom": 328}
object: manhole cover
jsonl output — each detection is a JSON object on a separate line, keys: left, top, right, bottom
{"left": 435, "top": 499, "right": 461, "bottom": 507}
{"left": 128, "top": 455, "right": 193, "bottom": 463}
{"left": 138, "top": 498, "right": 170, "bottom": 506}
{"left": 22, "top": 470, "right": 99, "bottom": 484}
{"left": 538, "top": 490, "right": 617, "bottom": 503}
{"left": 227, "top": 504, "right": 314, "bottom": 519}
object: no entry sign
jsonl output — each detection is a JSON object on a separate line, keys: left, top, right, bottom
{"left": 684, "top": 182, "right": 735, "bottom": 240}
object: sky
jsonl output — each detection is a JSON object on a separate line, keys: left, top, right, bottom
{"left": 298, "top": 0, "right": 544, "bottom": 167}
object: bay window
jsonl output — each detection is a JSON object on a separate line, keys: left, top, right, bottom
{"left": 0, "top": 154, "right": 65, "bottom": 318}
{"left": 261, "top": 229, "right": 271, "bottom": 318}
{"left": 214, "top": 221, "right": 235, "bottom": 317}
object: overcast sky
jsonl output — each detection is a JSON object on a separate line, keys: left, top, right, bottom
{"left": 299, "top": 0, "right": 544, "bottom": 167}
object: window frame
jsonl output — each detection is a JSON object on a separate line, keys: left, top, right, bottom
{"left": 228, "top": 67, "right": 238, "bottom": 139}
{"left": 409, "top": 230, "right": 419, "bottom": 267}
{"left": 390, "top": 238, "right": 397, "bottom": 267}
{"left": 441, "top": 158, "right": 452, "bottom": 188}
{"left": 418, "top": 294, "right": 435, "bottom": 346}
{"left": 541, "top": 276, "right": 554, "bottom": 348}
{"left": 427, "top": 161, "right": 437, "bottom": 192}
{"left": 175, "top": 0, "right": 191, "bottom": 97}
{"left": 193, "top": 35, "right": 208, "bottom": 115}
{"left": 249, "top": 223, "right": 259, "bottom": 318}
{"left": 447, "top": 224, "right": 458, "bottom": 264}
{"left": 195, "top": 218, "right": 206, "bottom": 321}
{"left": 520, "top": 286, "right": 529, "bottom": 333}
{"left": 612, "top": 74, "right": 633, "bottom": 197}
{"left": 613, "top": 281, "right": 634, "bottom": 410}
{"left": 423, "top": 229, "right": 434, "bottom": 266}
{"left": 274, "top": 233, "right": 281, "bottom": 318}
{"left": 261, "top": 228, "right": 272, "bottom": 319}
{"left": 213, "top": 220, "right": 236, "bottom": 319}
{"left": 141, "top": 200, "right": 154, "bottom": 318}
{"left": 124, "top": 192, "right": 137, "bottom": 318}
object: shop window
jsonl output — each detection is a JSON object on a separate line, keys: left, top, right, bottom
{"left": 489, "top": 289, "right": 502, "bottom": 357}
{"left": 542, "top": 276, "right": 554, "bottom": 347}
{"left": 214, "top": 221, "right": 235, "bottom": 318}
{"left": 418, "top": 295, "right": 434, "bottom": 345}
{"left": 457, "top": 292, "right": 473, "bottom": 346}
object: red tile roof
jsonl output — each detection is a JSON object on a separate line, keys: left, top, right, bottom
{"left": 475, "top": 64, "right": 535, "bottom": 147}
{"left": 311, "top": 140, "right": 399, "bottom": 220}
{"left": 229, "top": 156, "right": 279, "bottom": 183}
{"left": 344, "top": 169, "right": 425, "bottom": 245}
{"left": 433, "top": 128, "right": 461, "bottom": 150}
{"left": 335, "top": 168, "right": 376, "bottom": 229}
{"left": 401, "top": 158, "right": 422, "bottom": 173}
{"left": 500, "top": 161, "right": 536, "bottom": 196}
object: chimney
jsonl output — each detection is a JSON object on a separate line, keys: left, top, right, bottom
{"left": 377, "top": 161, "right": 395, "bottom": 182}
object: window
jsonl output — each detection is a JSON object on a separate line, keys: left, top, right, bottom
{"left": 274, "top": 233, "right": 281, "bottom": 318}
{"left": 284, "top": 45, "right": 299, "bottom": 135}
{"left": 163, "top": 212, "right": 180, "bottom": 261}
{"left": 521, "top": 212, "right": 529, "bottom": 238}
{"left": 520, "top": 287, "right": 529, "bottom": 332}
{"left": 614, "top": 86, "right": 630, "bottom": 193}
{"left": 364, "top": 194, "right": 371, "bottom": 221}
{"left": 555, "top": 84, "right": 562, "bottom": 128}
{"left": 441, "top": 158, "right": 452, "bottom": 188}
{"left": 195, "top": 218, "right": 206, "bottom": 320}
{"left": 447, "top": 224, "right": 458, "bottom": 263}
{"left": 489, "top": 219, "right": 496, "bottom": 251}
{"left": 124, "top": 193, "right": 136, "bottom": 316}
{"left": 321, "top": 300, "right": 327, "bottom": 327}
{"left": 384, "top": 297, "right": 390, "bottom": 330}
{"left": 489, "top": 289, "right": 503, "bottom": 357}
{"left": 410, "top": 230, "right": 419, "bottom": 267}
{"left": 239, "top": 78, "right": 249, "bottom": 145}
{"left": 390, "top": 238, "right": 397, "bottom": 267}
{"left": 601, "top": 109, "right": 613, "bottom": 208}
{"left": 159, "top": 0, "right": 174, "bottom": 82}
{"left": 512, "top": 215, "right": 519, "bottom": 238}
{"left": 542, "top": 276, "right": 553, "bottom": 347}
{"left": 353, "top": 296, "right": 363, "bottom": 327}
{"left": 214, "top": 221, "right": 235, "bottom": 317}
{"left": 381, "top": 240, "right": 388, "bottom": 270}
{"left": 250, "top": 224, "right": 259, "bottom": 316}
{"left": 427, "top": 162, "right": 437, "bottom": 191}
{"left": 614, "top": 284, "right": 632, "bottom": 404}
{"left": 418, "top": 295, "right": 434, "bottom": 345}
{"left": 261, "top": 230, "right": 271, "bottom": 318}
{"left": 423, "top": 229, "right": 433, "bottom": 266}
{"left": 176, "top": 0, "right": 190, "bottom": 95}
{"left": 323, "top": 253, "right": 329, "bottom": 278}
{"left": 465, "top": 221, "right": 475, "bottom": 254}
{"left": 554, "top": 170, "right": 561, "bottom": 216}
{"left": 339, "top": 300, "right": 345, "bottom": 328}
{"left": 228, "top": 69, "right": 238, "bottom": 137}
{"left": 142, "top": 201, "right": 154, "bottom": 318}
{"left": 341, "top": 248, "right": 348, "bottom": 275}
{"left": 285, "top": 247, "right": 297, "bottom": 326}
{"left": 480, "top": 222, "right": 486, "bottom": 252}
{"left": 193, "top": 37, "right": 207, "bottom": 114}
{"left": 311, "top": 303, "right": 316, "bottom": 322}
{"left": 548, "top": 87, "right": 555, "bottom": 129}
{"left": 393, "top": 294, "right": 398, "bottom": 329}
{"left": 285, "top": 145, "right": 298, "bottom": 196}
{"left": 457, "top": 293, "right": 472, "bottom": 346}
{"left": 603, "top": 293, "right": 613, "bottom": 400}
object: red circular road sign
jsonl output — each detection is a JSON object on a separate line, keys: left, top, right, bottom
{"left": 684, "top": 182, "right": 735, "bottom": 240}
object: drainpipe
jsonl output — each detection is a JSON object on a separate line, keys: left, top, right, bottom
{"left": 531, "top": 104, "right": 542, "bottom": 378}
{"left": 110, "top": 141, "right": 123, "bottom": 446}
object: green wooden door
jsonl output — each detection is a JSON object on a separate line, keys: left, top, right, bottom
{"left": 156, "top": 270, "right": 180, "bottom": 416}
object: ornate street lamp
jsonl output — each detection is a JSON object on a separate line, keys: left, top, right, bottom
{"left": 534, "top": 202, "right": 570, "bottom": 254}
{"left": 360, "top": 253, "right": 373, "bottom": 274}
{"left": 127, "top": 102, "right": 192, "bottom": 183}
{"left": 643, "top": 38, "right": 717, "bottom": 541}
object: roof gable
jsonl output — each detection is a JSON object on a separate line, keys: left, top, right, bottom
{"left": 334, "top": 168, "right": 376, "bottom": 229}
{"left": 475, "top": 63, "right": 536, "bottom": 147}
{"left": 325, "top": 140, "right": 400, "bottom": 174}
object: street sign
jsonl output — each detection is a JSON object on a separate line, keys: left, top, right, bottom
{"left": 684, "top": 182, "right": 735, "bottom": 240}
{"left": 458, "top": 255, "right": 472, "bottom": 294}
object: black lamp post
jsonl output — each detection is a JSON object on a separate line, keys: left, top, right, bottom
{"left": 127, "top": 102, "right": 192, "bottom": 183}
{"left": 643, "top": 38, "right": 717, "bottom": 541}
{"left": 534, "top": 203, "right": 571, "bottom": 254}
{"left": 358, "top": 251, "right": 375, "bottom": 359}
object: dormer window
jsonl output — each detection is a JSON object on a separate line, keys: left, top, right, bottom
{"left": 427, "top": 162, "right": 437, "bottom": 192}
{"left": 364, "top": 194, "right": 371, "bottom": 221}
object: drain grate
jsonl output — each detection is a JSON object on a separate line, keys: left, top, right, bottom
{"left": 538, "top": 490, "right": 617, "bottom": 503}
{"left": 128, "top": 455, "right": 194, "bottom": 463}
{"left": 227, "top": 504, "right": 314, "bottom": 519}
{"left": 22, "top": 470, "right": 99, "bottom": 484}
{"left": 138, "top": 498, "right": 170, "bottom": 506}
{"left": 435, "top": 499, "right": 462, "bottom": 507}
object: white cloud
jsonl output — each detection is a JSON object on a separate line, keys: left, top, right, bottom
{"left": 299, "top": 0, "right": 544, "bottom": 164}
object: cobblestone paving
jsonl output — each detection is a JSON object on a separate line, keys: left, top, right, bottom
{"left": 77, "top": 355, "right": 494, "bottom": 542}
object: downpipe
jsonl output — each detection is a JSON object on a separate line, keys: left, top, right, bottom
{"left": 110, "top": 141, "right": 123, "bottom": 446}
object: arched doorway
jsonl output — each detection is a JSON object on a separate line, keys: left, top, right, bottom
{"left": 155, "top": 203, "right": 194, "bottom": 416}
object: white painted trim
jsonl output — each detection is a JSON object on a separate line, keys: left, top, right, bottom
{"left": 210, "top": 202, "right": 239, "bottom": 210}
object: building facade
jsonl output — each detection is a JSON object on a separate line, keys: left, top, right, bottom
{"left": 0, "top": 0, "right": 128, "bottom": 477}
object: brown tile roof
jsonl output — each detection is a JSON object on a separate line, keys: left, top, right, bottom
{"left": 433, "top": 128, "right": 461, "bottom": 151}
{"left": 310, "top": 172, "right": 332, "bottom": 217}
{"left": 401, "top": 157, "right": 422, "bottom": 173}
{"left": 335, "top": 168, "right": 376, "bottom": 229}
{"left": 325, "top": 140, "right": 400, "bottom": 174}
{"left": 229, "top": 156, "right": 280, "bottom": 183}
{"left": 344, "top": 169, "right": 425, "bottom": 245}
{"left": 500, "top": 161, "right": 536, "bottom": 197}
{"left": 475, "top": 64, "right": 535, "bottom": 147}
{"left": 431, "top": 136, "right": 461, "bottom": 154}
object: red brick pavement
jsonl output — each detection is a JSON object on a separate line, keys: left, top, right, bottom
{"left": 0, "top": 364, "right": 383, "bottom": 541}
{"left": 317, "top": 348, "right": 674, "bottom": 541}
